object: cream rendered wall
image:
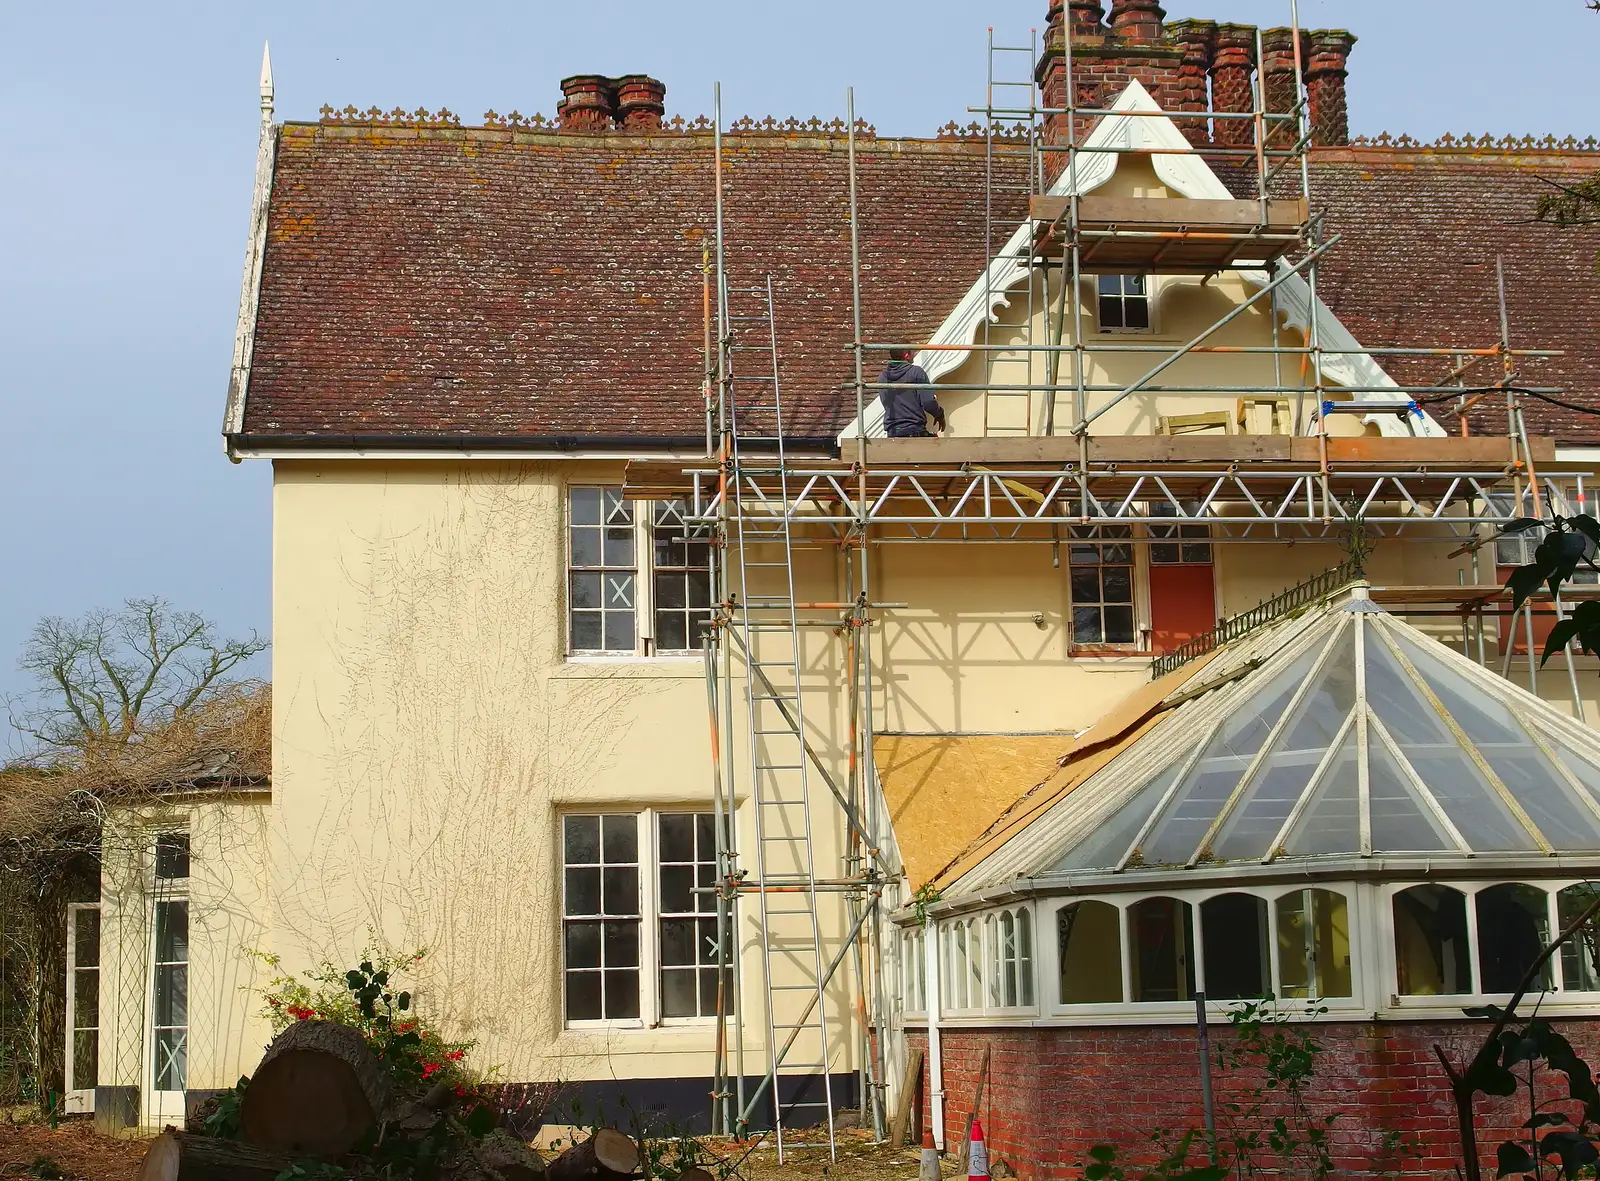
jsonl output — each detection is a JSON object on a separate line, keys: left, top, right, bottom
{"left": 270, "top": 461, "right": 865, "bottom": 1090}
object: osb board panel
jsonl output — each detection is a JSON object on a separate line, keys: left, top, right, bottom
{"left": 880, "top": 650, "right": 1220, "bottom": 891}
{"left": 930, "top": 715, "right": 1166, "bottom": 890}
{"left": 876, "top": 734, "right": 1070, "bottom": 893}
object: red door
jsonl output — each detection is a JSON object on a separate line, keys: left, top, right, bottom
{"left": 1149, "top": 528, "right": 1216, "bottom": 654}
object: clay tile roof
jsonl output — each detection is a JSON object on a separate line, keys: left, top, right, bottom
{"left": 241, "top": 124, "right": 1023, "bottom": 447}
{"left": 239, "top": 127, "right": 1600, "bottom": 448}
{"left": 1309, "top": 148, "right": 1600, "bottom": 445}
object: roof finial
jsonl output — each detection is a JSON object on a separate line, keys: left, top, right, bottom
{"left": 260, "top": 43, "right": 274, "bottom": 118}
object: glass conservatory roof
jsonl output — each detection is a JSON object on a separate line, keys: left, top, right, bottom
{"left": 954, "top": 590, "right": 1600, "bottom": 891}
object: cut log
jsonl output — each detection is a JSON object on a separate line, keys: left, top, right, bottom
{"left": 677, "top": 1169, "right": 715, "bottom": 1181}
{"left": 240, "top": 1019, "right": 392, "bottom": 1158}
{"left": 477, "top": 1127, "right": 547, "bottom": 1180}
{"left": 136, "top": 1129, "right": 300, "bottom": 1181}
{"left": 546, "top": 1128, "right": 640, "bottom": 1181}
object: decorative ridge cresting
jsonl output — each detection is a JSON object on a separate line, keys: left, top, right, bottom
{"left": 936, "top": 120, "right": 1036, "bottom": 141}
{"left": 314, "top": 106, "right": 877, "bottom": 137}
{"left": 1348, "top": 131, "right": 1600, "bottom": 153}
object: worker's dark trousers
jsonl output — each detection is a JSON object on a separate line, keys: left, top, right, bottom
{"left": 886, "top": 427, "right": 933, "bottom": 438}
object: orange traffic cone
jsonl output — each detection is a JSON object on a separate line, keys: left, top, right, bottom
{"left": 919, "top": 1126, "right": 940, "bottom": 1181}
{"left": 968, "top": 1118, "right": 990, "bottom": 1179}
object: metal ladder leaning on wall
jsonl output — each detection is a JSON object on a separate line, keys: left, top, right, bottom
{"left": 722, "top": 274, "right": 837, "bottom": 1159}
{"left": 981, "top": 28, "right": 1041, "bottom": 437}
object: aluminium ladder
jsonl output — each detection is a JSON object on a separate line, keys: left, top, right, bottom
{"left": 982, "top": 28, "right": 1043, "bottom": 437}
{"left": 723, "top": 274, "right": 837, "bottom": 1160}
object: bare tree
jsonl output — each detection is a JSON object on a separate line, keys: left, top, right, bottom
{"left": 13, "top": 597, "right": 267, "bottom": 752}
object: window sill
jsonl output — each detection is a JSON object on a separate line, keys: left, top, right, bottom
{"left": 1069, "top": 648, "right": 1148, "bottom": 664}
{"left": 561, "top": 1018, "right": 718, "bottom": 1034}
{"left": 554, "top": 656, "right": 705, "bottom": 681}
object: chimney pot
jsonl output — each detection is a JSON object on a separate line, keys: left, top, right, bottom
{"left": 1064, "top": 0, "right": 1107, "bottom": 36}
{"left": 1209, "top": 23, "right": 1258, "bottom": 147}
{"left": 1259, "top": 27, "right": 1308, "bottom": 148}
{"left": 1108, "top": 0, "right": 1165, "bottom": 43}
{"left": 1164, "top": 19, "right": 1216, "bottom": 147}
{"left": 1306, "top": 30, "right": 1357, "bottom": 146}
{"left": 557, "top": 74, "right": 617, "bottom": 133}
{"left": 615, "top": 74, "right": 666, "bottom": 132}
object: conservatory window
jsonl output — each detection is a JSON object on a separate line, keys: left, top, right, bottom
{"left": 1059, "top": 900, "right": 1123, "bottom": 1004}
{"left": 984, "top": 914, "right": 1000, "bottom": 1007}
{"left": 991, "top": 909, "right": 1033, "bottom": 1008}
{"left": 1130, "top": 897, "right": 1194, "bottom": 1002}
{"left": 904, "top": 927, "right": 926, "bottom": 1012}
{"left": 1394, "top": 884, "right": 1471, "bottom": 996}
{"left": 1200, "top": 893, "right": 1269, "bottom": 1001}
{"left": 1559, "top": 885, "right": 1600, "bottom": 991}
{"left": 1476, "top": 884, "right": 1551, "bottom": 994}
{"left": 965, "top": 919, "right": 983, "bottom": 1005}
{"left": 1276, "top": 889, "right": 1353, "bottom": 999}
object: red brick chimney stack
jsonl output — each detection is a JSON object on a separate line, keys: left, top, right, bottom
{"left": 615, "top": 75, "right": 667, "bottom": 132}
{"left": 1306, "top": 30, "right": 1357, "bottom": 146}
{"left": 557, "top": 75, "right": 617, "bottom": 132}
{"left": 1260, "top": 27, "right": 1307, "bottom": 148}
{"left": 1209, "top": 23, "right": 1258, "bottom": 147}
{"left": 1108, "top": 0, "right": 1165, "bottom": 44}
{"left": 1165, "top": 19, "right": 1216, "bottom": 147}
{"left": 1066, "top": 0, "right": 1107, "bottom": 36}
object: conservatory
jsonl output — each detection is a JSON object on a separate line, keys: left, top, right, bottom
{"left": 896, "top": 586, "right": 1600, "bottom": 1027}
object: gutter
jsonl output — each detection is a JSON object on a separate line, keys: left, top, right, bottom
{"left": 223, "top": 47, "right": 279, "bottom": 457}
{"left": 227, "top": 433, "right": 841, "bottom": 459}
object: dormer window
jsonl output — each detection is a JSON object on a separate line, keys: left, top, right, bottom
{"left": 1097, "top": 274, "right": 1150, "bottom": 333}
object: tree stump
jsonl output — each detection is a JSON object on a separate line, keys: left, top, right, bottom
{"left": 239, "top": 1019, "right": 392, "bottom": 1158}
{"left": 136, "top": 1129, "right": 301, "bottom": 1181}
{"left": 546, "top": 1128, "right": 640, "bottom": 1181}
{"left": 677, "top": 1169, "right": 715, "bottom": 1181}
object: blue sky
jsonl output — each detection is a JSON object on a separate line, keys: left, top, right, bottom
{"left": 1, "top": 0, "right": 1596, "bottom": 717}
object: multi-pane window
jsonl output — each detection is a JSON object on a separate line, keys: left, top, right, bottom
{"left": 651, "top": 501, "right": 715, "bottom": 653}
{"left": 1097, "top": 274, "right": 1150, "bottom": 332}
{"left": 568, "top": 489, "right": 715, "bottom": 655}
{"left": 657, "top": 813, "right": 721, "bottom": 1018}
{"left": 568, "top": 488, "right": 638, "bottom": 653}
{"left": 155, "top": 832, "right": 190, "bottom": 879}
{"left": 152, "top": 899, "right": 188, "bottom": 1092}
{"left": 562, "top": 814, "right": 642, "bottom": 1021}
{"left": 561, "top": 810, "right": 722, "bottom": 1026}
{"left": 1149, "top": 523, "right": 1213, "bottom": 566}
{"left": 65, "top": 904, "right": 100, "bottom": 1111}
{"left": 1069, "top": 525, "right": 1136, "bottom": 645}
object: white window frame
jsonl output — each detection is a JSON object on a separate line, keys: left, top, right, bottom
{"left": 145, "top": 835, "right": 190, "bottom": 1126}
{"left": 1003, "top": 883, "right": 1368, "bottom": 1024}
{"left": 1381, "top": 878, "right": 1600, "bottom": 1016}
{"left": 559, "top": 807, "right": 723, "bottom": 1032}
{"left": 1095, "top": 273, "right": 1156, "bottom": 335}
{"left": 936, "top": 903, "right": 1040, "bottom": 1019}
{"left": 566, "top": 487, "right": 714, "bottom": 661}
{"left": 923, "top": 877, "right": 1600, "bottom": 1027}
{"left": 64, "top": 902, "right": 100, "bottom": 1114}
{"left": 1067, "top": 525, "right": 1145, "bottom": 652}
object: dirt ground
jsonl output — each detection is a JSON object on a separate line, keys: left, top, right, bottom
{"left": 0, "top": 1120, "right": 966, "bottom": 1180}
{"left": 0, "top": 1119, "right": 146, "bottom": 1180}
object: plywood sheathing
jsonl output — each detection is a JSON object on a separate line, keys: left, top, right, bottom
{"left": 877, "top": 734, "right": 1074, "bottom": 894}
{"left": 878, "top": 650, "right": 1221, "bottom": 893}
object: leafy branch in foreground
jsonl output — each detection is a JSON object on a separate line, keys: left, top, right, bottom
{"left": 1499, "top": 514, "right": 1600, "bottom": 665}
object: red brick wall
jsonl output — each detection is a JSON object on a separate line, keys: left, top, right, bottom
{"left": 907, "top": 1019, "right": 1600, "bottom": 1180}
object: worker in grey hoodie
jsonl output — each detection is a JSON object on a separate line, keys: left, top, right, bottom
{"left": 878, "top": 349, "right": 947, "bottom": 438}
